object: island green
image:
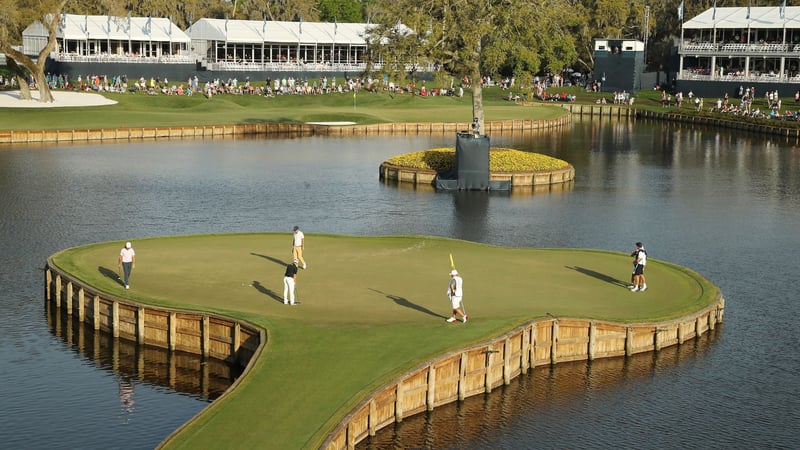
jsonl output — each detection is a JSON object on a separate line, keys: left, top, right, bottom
{"left": 50, "top": 233, "right": 718, "bottom": 449}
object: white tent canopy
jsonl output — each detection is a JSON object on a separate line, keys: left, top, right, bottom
{"left": 188, "top": 18, "right": 372, "bottom": 45}
{"left": 683, "top": 6, "right": 800, "bottom": 29}
{"left": 23, "top": 14, "right": 190, "bottom": 59}
{"left": 24, "top": 14, "right": 189, "bottom": 44}
{"left": 188, "top": 18, "right": 383, "bottom": 67}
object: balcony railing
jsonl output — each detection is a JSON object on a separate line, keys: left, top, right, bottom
{"left": 52, "top": 53, "right": 196, "bottom": 64}
{"left": 681, "top": 42, "right": 800, "bottom": 55}
{"left": 677, "top": 69, "right": 800, "bottom": 83}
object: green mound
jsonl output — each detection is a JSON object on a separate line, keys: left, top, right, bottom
{"left": 385, "top": 148, "right": 571, "bottom": 172}
{"left": 50, "top": 233, "right": 718, "bottom": 449}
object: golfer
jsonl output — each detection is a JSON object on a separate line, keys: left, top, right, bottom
{"left": 291, "top": 226, "right": 307, "bottom": 269}
{"left": 630, "top": 242, "right": 648, "bottom": 292}
{"left": 118, "top": 241, "right": 136, "bottom": 289}
{"left": 283, "top": 258, "right": 299, "bottom": 305}
{"left": 446, "top": 269, "right": 468, "bottom": 323}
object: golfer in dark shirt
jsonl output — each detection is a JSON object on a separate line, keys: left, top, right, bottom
{"left": 283, "top": 259, "right": 299, "bottom": 305}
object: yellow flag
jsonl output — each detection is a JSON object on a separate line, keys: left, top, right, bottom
{"left": 449, "top": 253, "right": 455, "bottom": 269}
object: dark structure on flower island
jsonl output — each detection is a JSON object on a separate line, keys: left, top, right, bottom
{"left": 435, "top": 124, "right": 511, "bottom": 191}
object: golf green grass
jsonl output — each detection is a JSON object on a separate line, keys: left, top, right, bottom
{"left": 0, "top": 88, "right": 567, "bottom": 130}
{"left": 49, "top": 233, "right": 718, "bottom": 449}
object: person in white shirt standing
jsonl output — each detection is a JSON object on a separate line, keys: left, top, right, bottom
{"left": 292, "top": 226, "right": 307, "bottom": 269}
{"left": 446, "top": 269, "right": 468, "bottom": 323}
{"left": 118, "top": 241, "right": 136, "bottom": 289}
{"left": 630, "top": 242, "right": 647, "bottom": 292}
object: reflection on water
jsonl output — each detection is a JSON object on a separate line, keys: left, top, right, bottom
{"left": 118, "top": 377, "right": 136, "bottom": 423}
{"left": 359, "top": 327, "right": 723, "bottom": 449}
{"left": 46, "top": 302, "right": 239, "bottom": 402}
{"left": 2, "top": 120, "right": 798, "bottom": 448}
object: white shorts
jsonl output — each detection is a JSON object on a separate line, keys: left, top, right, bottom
{"left": 450, "top": 295, "right": 462, "bottom": 309}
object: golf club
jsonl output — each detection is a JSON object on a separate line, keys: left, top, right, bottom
{"left": 449, "top": 253, "right": 466, "bottom": 317}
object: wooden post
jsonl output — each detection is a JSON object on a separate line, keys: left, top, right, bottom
{"left": 696, "top": 316, "right": 703, "bottom": 338}
{"left": 426, "top": 365, "right": 436, "bottom": 411}
{"left": 530, "top": 322, "right": 538, "bottom": 367}
{"left": 233, "top": 322, "right": 242, "bottom": 355}
{"left": 202, "top": 315, "right": 210, "bottom": 358}
{"left": 66, "top": 281, "right": 73, "bottom": 315}
{"left": 551, "top": 320, "right": 559, "bottom": 364}
{"left": 708, "top": 311, "right": 716, "bottom": 331}
{"left": 169, "top": 312, "right": 177, "bottom": 351}
{"left": 77, "top": 288, "right": 85, "bottom": 322}
{"left": 395, "top": 382, "right": 405, "bottom": 422}
{"left": 112, "top": 301, "right": 120, "bottom": 338}
{"left": 93, "top": 295, "right": 100, "bottom": 330}
{"left": 137, "top": 307, "right": 146, "bottom": 345}
{"left": 458, "top": 352, "right": 467, "bottom": 401}
{"left": 45, "top": 268, "right": 52, "bottom": 301}
{"left": 368, "top": 399, "right": 377, "bottom": 436}
{"left": 588, "top": 322, "right": 597, "bottom": 361}
{"left": 625, "top": 327, "right": 633, "bottom": 356}
{"left": 346, "top": 422, "right": 355, "bottom": 450}
{"left": 654, "top": 327, "right": 662, "bottom": 351}
{"left": 485, "top": 346, "right": 494, "bottom": 393}
{"left": 503, "top": 338, "right": 511, "bottom": 385}
{"left": 521, "top": 326, "right": 531, "bottom": 373}
{"left": 54, "top": 274, "right": 61, "bottom": 308}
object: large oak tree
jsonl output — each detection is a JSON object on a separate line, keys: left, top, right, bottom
{"left": 0, "top": 0, "right": 68, "bottom": 102}
{"left": 369, "top": 0, "right": 578, "bottom": 134}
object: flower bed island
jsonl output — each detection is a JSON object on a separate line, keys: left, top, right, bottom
{"left": 379, "top": 148, "right": 575, "bottom": 188}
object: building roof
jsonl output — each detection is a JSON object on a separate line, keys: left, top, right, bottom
{"left": 683, "top": 6, "right": 800, "bottom": 29}
{"left": 23, "top": 14, "right": 190, "bottom": 42}
{"left": 188, "top": 18, "right": 375, "bottom": 45}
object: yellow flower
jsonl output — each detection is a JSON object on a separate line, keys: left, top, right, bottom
{"left": 385, "top": 148, "right": 569, "bottom": 172}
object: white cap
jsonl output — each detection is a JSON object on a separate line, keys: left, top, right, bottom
{"left": 450, "top": 269, "right": 458, "bottom": 276}
{"left": 125, "top": 242, "right": 132, "bottom": 249}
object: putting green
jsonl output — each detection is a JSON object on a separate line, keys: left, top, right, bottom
{"left": 50, "top": 233, "right": 718, "bottom": 449}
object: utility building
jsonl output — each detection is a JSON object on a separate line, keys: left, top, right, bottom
{"left": 593, "top": 39, "right": 646, "bottom": 92}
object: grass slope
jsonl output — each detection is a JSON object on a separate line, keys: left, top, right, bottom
{"left": 51, "top": 233, "right": 718, "bottom": 449}
{"left": 0, "top": 88, "right": 565, "bottom": 130}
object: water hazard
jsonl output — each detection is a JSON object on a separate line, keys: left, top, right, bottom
{"left": 0, "top": 120, "right": 798, "bottom": 448}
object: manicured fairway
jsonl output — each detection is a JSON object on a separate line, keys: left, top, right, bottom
{"left": 0, "top": 89, "right": 566, "bottom": 130}
{"left": 50, "top": 233, "right": 719, "bottom": 449}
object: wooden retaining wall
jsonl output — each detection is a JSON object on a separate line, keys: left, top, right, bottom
{"left": 44, "top": 261, "right": 264, "bottom": 369}
{"left": 323, "top": 295, "right": 725, "bottom": 450}
{"left": 6, "top": 104, "right": 800, "bottom": 143}
{"left": 379, "top": 162, "right": 576, "bottom": 188}
{"left": 635, "top": 109, "right": 800, "bottom": 139}
{"left": 561, "top": 103, "right": 635, "bottom": 119}
{"left": 0, "top": 116, "right": 572, "bottom": 144}
{"left": 46, "top": 301, "right": 237, "bottom": 399}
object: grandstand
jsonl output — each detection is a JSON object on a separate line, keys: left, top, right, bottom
{"left": 678, "top": 5, "right": 800, "bottom": 96}
{"left": 20, "top": 14, "right": 425, "bottom": 82}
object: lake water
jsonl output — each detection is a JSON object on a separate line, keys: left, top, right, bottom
{"left": 0, "top": 118, "right": 798, "bottom": 449}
